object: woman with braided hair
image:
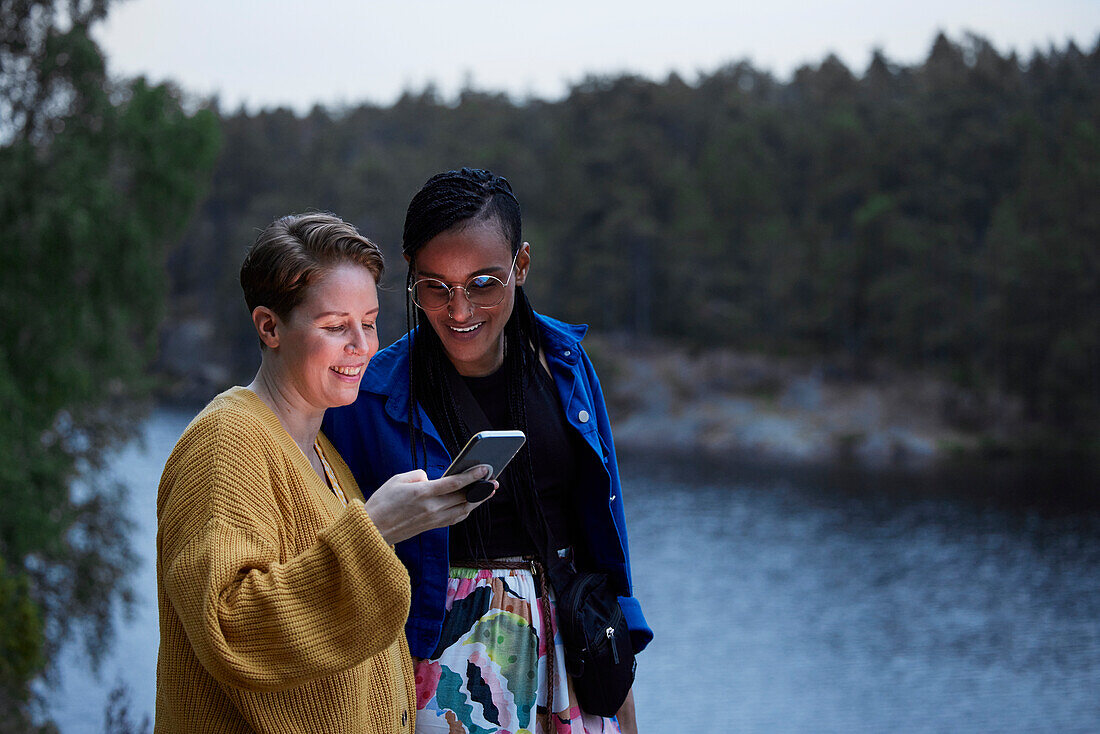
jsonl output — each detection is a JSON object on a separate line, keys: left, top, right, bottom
{"left": 324, "top": 168, "right": 650, "bottom": 733}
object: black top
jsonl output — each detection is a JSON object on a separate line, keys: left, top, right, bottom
{"left": 448, "top": 362, "right": 579, "bottom": 560}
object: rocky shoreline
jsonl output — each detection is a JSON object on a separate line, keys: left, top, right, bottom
{"left": 587, "top": 335, "right": 1028, "bottom": 472}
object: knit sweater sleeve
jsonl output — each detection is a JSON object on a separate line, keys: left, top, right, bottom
{"left": 158, "top": 405, "right": 411, "bottom": 693}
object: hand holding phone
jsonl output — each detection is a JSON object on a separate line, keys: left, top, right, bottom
{"left": 444, "top": 430, "right": 526, "bottom": 502}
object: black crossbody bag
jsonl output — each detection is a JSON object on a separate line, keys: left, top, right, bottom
{"left": 444, "top": 365, "right": 636, "bottom": 717}
{"left": 546, "top": 554, "right": 637, "bottom": 717}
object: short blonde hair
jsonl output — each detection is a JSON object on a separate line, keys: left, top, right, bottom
{"left": 240, "top": 212, "right": 384, "bottom": 318}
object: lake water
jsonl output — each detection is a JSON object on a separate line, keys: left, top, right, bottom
{"left": 47, "top": 409, "right": 1100, "bottom": 733}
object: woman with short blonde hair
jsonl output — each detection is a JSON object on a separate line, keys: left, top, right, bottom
{"left": 155, "top": 212, "right": 493, "bottom": 733}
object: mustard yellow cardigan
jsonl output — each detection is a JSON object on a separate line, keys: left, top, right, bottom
{"left": 155, "top": 387, "right": 415, "bottom": 733}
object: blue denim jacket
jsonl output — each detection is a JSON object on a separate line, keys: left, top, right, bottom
{"left": 322, "top": 313, "right": 653, "bottom": 659}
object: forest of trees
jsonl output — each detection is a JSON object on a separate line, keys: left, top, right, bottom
{"left": 0, "top": 1, "right": 219, "bottom": 728}
{"left": 172, "top": 32, "right": 1100, "bottom": 449}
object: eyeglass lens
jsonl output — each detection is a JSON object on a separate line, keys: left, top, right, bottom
{"left": 412, "top": 274, "right": 506, "bottom": 310}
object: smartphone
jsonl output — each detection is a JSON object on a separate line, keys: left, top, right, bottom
{"left": 443, "top": 430, "right": 526, "bottom": 502}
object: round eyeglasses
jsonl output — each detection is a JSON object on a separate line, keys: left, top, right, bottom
{"left": 408, "top": 252, "right": 519, "bottom": 311}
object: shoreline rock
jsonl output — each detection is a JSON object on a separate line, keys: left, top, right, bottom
{"left": 588, "top": 334, "right": 1027, "bottom": 471}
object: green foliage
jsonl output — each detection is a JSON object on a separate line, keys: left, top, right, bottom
{"left": 173, "top": 33, "right": 1100, "bottom": 448}
{"left": 0, "top": 0, "right": 220, "bottom": 722}
{"left": 0, "top": 558, "right": 44, "bottom": 701}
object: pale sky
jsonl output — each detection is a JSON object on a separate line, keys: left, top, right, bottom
{"left": 94, "top": 0, "right": 1100, "bottom": 113}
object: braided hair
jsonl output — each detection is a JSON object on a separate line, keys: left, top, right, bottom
{"left": 403, "top": 168, "right": 548, "bottom": 558}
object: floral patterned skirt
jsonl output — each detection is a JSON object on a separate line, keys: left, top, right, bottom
{"left": 413, "top": 564, "right": 621, "bottom": 734}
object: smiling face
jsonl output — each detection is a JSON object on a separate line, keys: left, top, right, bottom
{"left": 270, "top": 262, "right": 380, "bottom": 410}
{"left": 411, "top": 217, "right": 529, "bottom": 377}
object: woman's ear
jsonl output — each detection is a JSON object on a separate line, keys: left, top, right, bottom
{"left": 515, "top": 241, "right": 531, "bottom": 286}
{"left": 252, "top": 306, "right": 281, "bottom": 349}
